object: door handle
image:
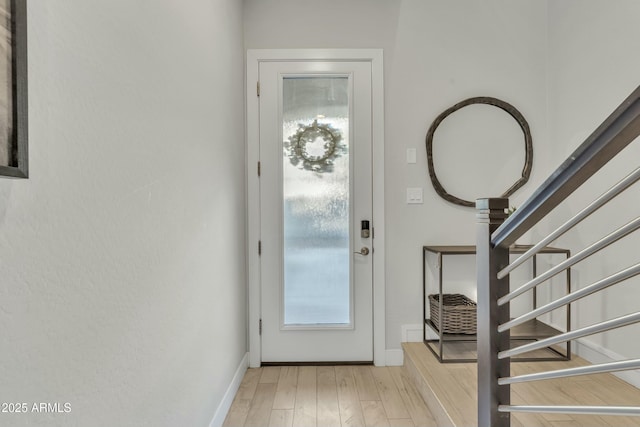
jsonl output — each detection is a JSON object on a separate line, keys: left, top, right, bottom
{"left": 354, "top": 247, "right": 370, "bottom": 256}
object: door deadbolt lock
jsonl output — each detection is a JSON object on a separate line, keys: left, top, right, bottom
{"left": 354, "top": 247, "right": 370, "bottom": 256}
{"left": 361, "top": 220, "right": 370, "bottom": 238}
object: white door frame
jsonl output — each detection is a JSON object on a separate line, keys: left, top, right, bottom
{"left": 246, "top": 49, "right": 385, "bottom": 367}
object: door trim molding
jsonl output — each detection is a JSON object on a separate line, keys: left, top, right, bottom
{"left": 246, "top": 49, "right": 385, "bottom": 367}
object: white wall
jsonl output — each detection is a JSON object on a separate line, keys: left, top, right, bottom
{"left": 0, "top": 1, "right": 246, "bottom": 426}
{"left": 547, "top": 0, "right": 640, "bottom": 372}
{"left": 244, "top": 0, "right": 550, "bottom": 351}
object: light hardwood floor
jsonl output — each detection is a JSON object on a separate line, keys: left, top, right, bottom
{"left": 403, "top": 342, "right": 640, "bottom": 427}
{"left": 224, "top": 348, "right": 640, "bottom": 427}
{"left": 222, "top": 365, "right": 438, "bottom": 427}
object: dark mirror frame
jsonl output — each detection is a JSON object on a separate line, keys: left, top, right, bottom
{"left": 0, "top": 0, "right": 28, "bottom": 179}
{"left": 425, "top": 96, "right": 533, "bottom": 207}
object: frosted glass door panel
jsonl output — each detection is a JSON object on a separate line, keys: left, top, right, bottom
{"left": 282, "top": 77, "right": 351, "bottom": 325}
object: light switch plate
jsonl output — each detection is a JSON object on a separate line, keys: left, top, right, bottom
{"left": 406, "top": 187, "right": 423, "bottom": 204}
{"left": 406, "top": 148, "right": 417, "bottom": 164}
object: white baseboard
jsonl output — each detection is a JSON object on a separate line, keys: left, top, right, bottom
{"left": 209, "top": 352, "right": 249, "bottom": 427}
{"left": 384, "top": 324, "right": 431, "bottom": 367}
{"left": 401, "top": 323, "right": 438, "bottom": 341}
{"left": 385, "top": 349, "right": 404, "bottom": 366}
{"left": 401, "top": 324, "right": 422, "bottom": 342}
{"left": 574, "top": 339, "right": 640, "bottom": 389}
{"left": 384, "top": 324, "right": 423, "bottom": 367}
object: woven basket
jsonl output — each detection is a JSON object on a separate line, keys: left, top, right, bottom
{"left": 429, "top": 293, "right": 477, "bottom": 334}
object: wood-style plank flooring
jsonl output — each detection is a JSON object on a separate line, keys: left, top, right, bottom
{"left": 225, "top": 348, "right": 640, "bottom": 427}
{"left": 223, "top": 365, "right": 438, "bottom": 427}
{"left": 403, "top": 342, "right": 640, "bottom": 427}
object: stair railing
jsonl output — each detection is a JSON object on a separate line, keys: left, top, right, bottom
{"left": 477, "top": 85, "right": 640, "bottom": 427}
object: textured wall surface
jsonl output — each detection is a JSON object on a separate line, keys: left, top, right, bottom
{"left": 0, "top": 1, "right": 246, "bottom": 426}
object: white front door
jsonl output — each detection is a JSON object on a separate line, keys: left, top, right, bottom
{"left": 258, "top": 60, "right": 374, "bottom": 362}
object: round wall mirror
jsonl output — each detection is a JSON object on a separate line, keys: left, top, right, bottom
{"left": 425, "top": 97, "right": 533, "bottom": 207}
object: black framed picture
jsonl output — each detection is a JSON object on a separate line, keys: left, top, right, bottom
{"left": 0, "top": 0, "right": 27, "bottom": 178}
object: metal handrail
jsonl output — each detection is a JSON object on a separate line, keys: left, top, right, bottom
{"left": 497, "top": 166, "right": 640, "bottom": 279}
{"left": 477, "top": 85, "right": 640, "bottom": 427}
{"left": 491, "top": 85, "right": 640, "bottom": 249}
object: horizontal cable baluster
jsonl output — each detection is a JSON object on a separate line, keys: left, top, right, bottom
{"left": 499, "top": 311, "right": 640, "bottom": 359}
{"left": 478, "top": 87, "right": 640, "bottom": 427}
{"left": 497, "top": 166, "right": 640, "bottom": 280}
{"left": 499, "top": 405, "right": 640, "bottom": 416}
{"left": 498, "top": 216, "right": 640, "bottom": 306}
{"left": 499, "top": 262, "right": 640, "bottom": 332}
{"left": 499, "top": 358, "right": 640, "bottom": 385}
